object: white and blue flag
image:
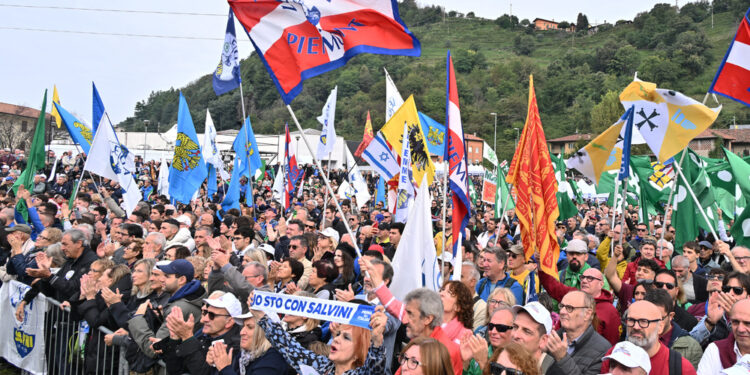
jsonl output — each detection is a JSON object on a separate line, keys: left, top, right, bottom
{"left": 213, "top": 10, "right": 241, "bottom": 96}
{"left": 394, "top": 122, "right": 414, "bottom": 224}
{"left": 361, "top": 132, "right": 399, "bottom": 180}
{"left": 316, "top": 86, "right": 338, "bottom": 160}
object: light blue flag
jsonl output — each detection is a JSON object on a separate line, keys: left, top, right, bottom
{"left": 240, "top": 117, "right": 262, "bottom": 178}
{"left": 221, "top": 157, "right": 243, "bottom": 210}
{"left": 221, "top": 123, "right": 255, "bottom": 210}
{"left": 375, "top": 176, "right": 386, "bottom": 207}
{"left": 618, "top": 105, "right": 635, "bottom": 181}
{"left": 169, "top": 93, "right": 208, "bottom": 204}
{"left": 418, "top": 111, "right": 445, "bottom": 158}
{"left": 92, "top": 82, "right": 105, "bottom": 134}
{"left": 54, "top": 102, "right": 93, "bottom": 154}
{"left": 213, "top": 10, "right": 241, "bottom": 96}
{"left": 207, "top": 164, "right": 218, "bottom": 197}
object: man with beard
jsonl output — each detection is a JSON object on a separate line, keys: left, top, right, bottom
{"left": 644, "top": 289, "right": 703, "bottom": 369}
{"left": 601, "top": 300, "right": 697, "bottom": 374}
{"left": 697, "top": 298, "right": 750, "bottom": 374}
{"left": 559, "top": 239, "right": 605, "bottom": 290}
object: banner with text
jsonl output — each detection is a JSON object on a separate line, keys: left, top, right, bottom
{"left": 250, "top": 291, "right": 374, "bottom": 330}
{"left": 0, "top": 280, "right": 47, "bottom": 374}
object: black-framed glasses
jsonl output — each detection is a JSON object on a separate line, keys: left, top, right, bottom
{"left": 289, "top": 245, "right": 299, "bottom": 250}
{"left": 490, "top": 363, "right": 524, "bottom": 375}
{"left": 723, "top": 286, "right": 745, "bottom": 295}
{"left": 654, "top": 281, "right": 676, "bottom": 290}
{"left": 558, "top": 303, "right": 588, "bottom": 313}
{"left": 487, "top": 323, "right": 513, "bottom": 333}
{"left": 507, "top": 252, "right": 521, "bottom": 259}
{"left": 637, "top": 228, "right": 647, "bottom": 232}
{"left": 399, "top": 354, "right": 422, "bottom": 370}
{"left": 580, "top": 275, "right": 601, "bottom": 282}
{"left": 201, "top": 309, "right": 230, "bottom": 320}
{"left": 624, "top": 317, "right": 661, "bottom": 328}
{"left": 707, "top": 275, "right": 725, "bottom": 281}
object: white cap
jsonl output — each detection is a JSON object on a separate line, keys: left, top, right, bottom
{"left": 203, "top": 292, "right": 243, "bottom": 319}
{"left": 723, "top": 354, "right": 750, "bottom": 375}
{"left": 565, "top": 239, "right": 588, "bottom": 253}
{"left": 320, "top": 227, "right": 340, "bottom": 243}
{"left": 258, "top": 244, "right": 275, "bottom": 256}
{"left": 604, "top": 341, "right": 651, "bottom": 374}
{"left": 153, "top": 260, "right": 171, "bottom": 271}
{"left": 176, "top": 215, "right": 192, "bottom": 226}
{"left": 512, "top": 302, "right": 552, "bottom": 334}
{"left": 438, "top": 252, "right": 454, "bottom": 265}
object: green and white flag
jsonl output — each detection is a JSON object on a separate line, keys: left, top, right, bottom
{"left": 725, "top": 147, "right": 750, "bottom": 246}
{"left": 483, "top": 142, "right": 498, "bottom": 166}
{"left": 469, "top": 177, "right": 478, "bottom": 207}
{"left": 496, "top": 168, "right": 515, "bottom": 218}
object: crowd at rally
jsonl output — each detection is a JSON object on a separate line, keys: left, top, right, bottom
{"left": 2, "top": 148, "right": 750, "bottom": 375}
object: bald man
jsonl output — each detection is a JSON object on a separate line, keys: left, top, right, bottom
{"left": 698, "top": 299, "right": 750, "bottom": 374}
{"left": 539, "top": 266, "right": 620, "bottom": 345}
{"left": 601, "top": 300, "right": 696, "bottom": 375}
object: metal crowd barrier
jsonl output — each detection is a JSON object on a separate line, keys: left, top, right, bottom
{"left": 44, "top": 297, "right": 166, "bottom": 375}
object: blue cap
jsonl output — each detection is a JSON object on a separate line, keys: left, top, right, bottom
{"left": 157, "top": 259, "right": 194, "bottom": 281}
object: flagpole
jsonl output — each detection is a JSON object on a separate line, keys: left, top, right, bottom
{"left": 618, "top": 178, "right": 629, "bottom": 249}
{"left": 659, "top": 150, "right": 687, "bottom": 253}
{"left": 609, "top": 176, "right": 619, "bottom": 256}
{"left": 286, "top": 105, "right": 365, "bottom": 260}
{"left": 672, "top": 160, "right": 720, "bottom": 240}
{"left": 440, "top": 160, "right": 448, "bottom": 284}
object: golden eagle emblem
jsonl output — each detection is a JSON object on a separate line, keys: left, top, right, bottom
{"left": 172, "top": 132, "right": 202, "bottom": 172}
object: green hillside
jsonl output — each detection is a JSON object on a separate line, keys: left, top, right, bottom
{"left": 117, "top": 0, "right": 750, "bottom": 162}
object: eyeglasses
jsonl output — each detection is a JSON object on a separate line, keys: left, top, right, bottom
{"left": 707, "top": 275, "right": 725, "bottom": 281}
{"left": 201, "top": 309, "right": 230, "bottom": 320}
{"left": 89, "top": 268, "right": 104, "bottom": 274}
{"left": 38, "top": 235, "right": 51, "bottom": 241}
{"left": 348, "top": 218, "right": 356, "bottom": 222}
{"left": 399, "top": 354, "right": 422, "bottom": 370}
{"left": 507, "top": 252, "right": 521, "bottom": 259}
{"left": 305, "top": 225, "right": 315, "bottom": 229}
{"left": 488, "top": 299, "right": 504, "bottom": 306}
{"left": 723, "top": 286, "right": 745, "bottom": 295}
{"left": 490, "top": 363, "right": 524, "bottom": 375}
{"left": 487, "top": 323, "right": 513, "bottom": 333}
{"left": 624, "top": 317, "right": 661, "bottom": 328}
{"left": 289, "top": 245, "right": 299, "bottom": 250}
{"left": 637, "top": 228, "right": 647, "bottom": 232}
{"left": 736, "top": 256, "right": 750, "bottom": 263}
{"left": 558, "top": 303, "right": 588, "bottom": 313}
{"left": 580, "top": 275, "right": 601, "bottom": 283}
{"left": 654, "top": 281, "right": 676, "bottom": 290}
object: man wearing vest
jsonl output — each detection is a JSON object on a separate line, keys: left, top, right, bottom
{"left": 697, "top": 298, "right": 750, "bottom": 374}
{"left": 601, "top": 300, "right": 696, "bottom": 374}
{"left": 476, "top": 247, "right": 523, "bottom": 304}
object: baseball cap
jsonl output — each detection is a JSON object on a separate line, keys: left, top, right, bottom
{"left": 176, "top": 215, "right": 192, "bottom": 226}
{"left": 203, "top": 292, "right": 243, "bottom": 319}
{"left": 603, "top": 341, "right": 651, "bottom": 374}
{"left": 153, "top": 260, "right": 171, "bottom": 271}
{"left": 368, "top": 244, "right": 384, "bottom": 255}
{"left": 6, "top": 224, "right": 31, "bottom": 235}
{"left": 320, "top": 227, "right": 340, "bottom": 243}
{"left": 508, "top": 244, "right": 524, "bottom": 255}
{"left": 723, "top": 354, "right": 750, "bottom": 375}
{"left": 512, "top": 302, "right": 552, "bottom": 334}
{"left": 699, "top": 240, "right": 713, "bottom": 249}
{"left": 157, "top": 259, "right": 194, "bottom": 281}
{"left": 565, "top": 239, "right": 588, "bottom": 254}
{"left": 438, "top": 252, "right": 454, "bottom": 265}
{"left": 258, "top": 244, "right": 275, "bottom": 257}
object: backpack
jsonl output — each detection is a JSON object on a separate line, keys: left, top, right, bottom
{"left": 668, "top": 348, "right": 683, "bottom": 375}
{"left": 477, "top": 275, "right": 519, "bottom": 300}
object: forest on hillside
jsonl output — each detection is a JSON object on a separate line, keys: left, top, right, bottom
{"left": 117, "top": 0, "right": 750, "bottom": 161}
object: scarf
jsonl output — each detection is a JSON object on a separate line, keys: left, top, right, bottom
{"left": 239, "top": 349, "right": 256, "bottom": 375}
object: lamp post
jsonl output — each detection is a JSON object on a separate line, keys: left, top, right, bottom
{"left": 514, "top": 127, "right": 520, "bottom": 148}
{"left": 143, "top": 119, "right": 149, "bottom": 160}
{"left": 490, "top": 112, "right": 497, "bottom": 155}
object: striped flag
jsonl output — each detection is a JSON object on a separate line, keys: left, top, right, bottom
{"left": 445, "top": 51, "right": 470, "bottom": 258}
{"left": 710, "top": 7, "right": 750, "bottom": 107}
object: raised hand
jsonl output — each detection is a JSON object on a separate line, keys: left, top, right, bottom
{"left": 545, "top": 331, "right": 569, "bottom": 361}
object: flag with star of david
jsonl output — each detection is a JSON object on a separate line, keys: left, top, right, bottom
{"left": 361, "top": 131, "right": 399, "bottom": 179}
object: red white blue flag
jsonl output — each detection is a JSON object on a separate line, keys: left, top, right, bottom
{"left": 228, "top": 0, "right": 421, "bottom": 104}
{"left": 284, "top": 122, "right": 303, "bottom": 209}
{"left": 710, "top": 7, "right": 750, "bottom": 107}
{"left": 445, "top": 51, "right": 470, "bottom": 257}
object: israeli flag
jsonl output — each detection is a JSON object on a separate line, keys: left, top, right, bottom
{"left": 213, "top": 10, "right": 241, "bottom": 96}
{"left": 316, "top": 86, "right": 337, "bottom": 160}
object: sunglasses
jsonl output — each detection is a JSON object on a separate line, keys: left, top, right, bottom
{"left": 723, "top": 286, "right": 745, "bottom": 295}
{"left": 654, "top": 281, "right": 675, "bottom": 290}
{"left": 487, "top": 323, "right": 513, "bottom": 333}
{"left": 707, "top": 275, "right": 725, "bottom": 281}
{"left": 490, "top": 363, "right": 524, "bottom": 375}
{"left": 201, "top": 309, "right": 230, "bottom": 320}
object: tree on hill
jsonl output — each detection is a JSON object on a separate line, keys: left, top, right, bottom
{"left": 576, "top": 13, "right": 589, "bottom": 31}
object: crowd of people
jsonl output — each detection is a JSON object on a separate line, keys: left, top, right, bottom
{"left": 1, "top": 148, "right": 750, "bottom": 375}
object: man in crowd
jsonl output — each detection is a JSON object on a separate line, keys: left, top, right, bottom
{"left": 476, "top": 247, "right": 523, "bottom": 303}
{"left": 511, "top": 302, "right": 564, "bottom": 374}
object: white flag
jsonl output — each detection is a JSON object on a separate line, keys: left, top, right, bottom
{"left": 84, "top": 114, "right": 141, "bottom": 216}
{"left": 0, "top": 281, "right": 47, "bottom": 374}
{"left": 157, "top": 157, "right": 170, "bottom": 198}
{"left": 202, "top": 109, "right": 229, "bottom": 179}
{"left": 483, "top": 142, "right": 498, "bottom": 166}
{"left": 394, "top": 122, "right": 414, "bottom": 223}
{"left": 272, "top": 164, "right": 284, "bottom": 203}
{"left": 345, "top": 147, "right": 371, "bottom": 209}
{"left": 390, "top": 175, "right": 441, "bottom": 300}
{"left": 361, "top": 132, "right": 399, "bottom": 180}
{"left": 316, "top": 86, "right": 338, "bottom": 160}
{"left": 47, "top": 155, "right": 60, "bottom": 182}
{"left": 385, "top": 68, "right": 404, "bottom": 122}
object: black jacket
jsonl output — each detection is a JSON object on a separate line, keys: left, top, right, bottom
{"left": 552, "top": 325, "right": 612, "bottom": 375}
{"left": 164, "top": 323, "right": 242, "bottom": 375}
{"left": 47, "top": 246, "right": 99, "bottom": 302}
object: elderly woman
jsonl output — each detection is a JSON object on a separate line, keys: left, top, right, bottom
{"left": 207, "top": 312, "right": 289, "bottom": 375}
{"left": 474, "top": 287, "right": 516, "bottom": 338}
{"left": 398, "top": 337, "right": 454, "bottom": 375}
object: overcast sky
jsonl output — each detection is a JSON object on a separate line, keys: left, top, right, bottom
{"left": 0, "top": 0, "right": 696, "bottom": 126}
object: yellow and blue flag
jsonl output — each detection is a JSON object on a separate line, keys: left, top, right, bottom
{"left": 418, "top": 111, "right": 445, "bottom": 158}
{"left": 54, "top": 102, "right": 93, "bottom": 154}
{"left": 169, "top": 93, "right": 208, "bottom": 204}
{"left": 381, "top": 95, "right": 435, "bottom": 186}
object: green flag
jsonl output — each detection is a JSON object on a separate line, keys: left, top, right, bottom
{"left": 469, "top": 177, "right": 478, "bottom": 207}
{"left": 13, "top": 90, "right": 48, "bottom": 221}
{"left": 673, "top": 150, "right": 700, "bottom": 249}
{"left": 725, "top": 147, "right": 750, "bottom": 246}
{"left": 496, "top": 168, "right": 515, "bottom": 218}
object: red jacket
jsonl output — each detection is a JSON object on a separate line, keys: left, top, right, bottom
{"left": 622, "top": 256, "right": 665, "bottom": 285}
{"left": 539, "top": 271, "right": 621, "bottom": 345}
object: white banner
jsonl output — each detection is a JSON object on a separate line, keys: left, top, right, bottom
{"left": 0, "top": 280, "right": 47, "bottom": 374}
{"left": 250, "top": 291, "right": 374, "bottom": 330}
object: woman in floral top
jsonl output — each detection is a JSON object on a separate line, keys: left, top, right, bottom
{"left": 249, "top": 297, "right": 389, "bottom": 375}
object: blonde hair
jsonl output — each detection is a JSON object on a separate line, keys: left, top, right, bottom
{"left": 483, "top": 342, "right": 540, "bottom": 375}
{"left": 486, "top": 287, "right": 517, "bottom": 320}
{"left": 243, "top": 316, "right": 272, "bottom": 360}
{"left": 244, "top": 249, "right": 268, "bottom": 266}
{"left": 186, "top": 256, "right": 208, "bottom": 281}
{"left": 400, "top": 337, "right": 453, "bottom": 375}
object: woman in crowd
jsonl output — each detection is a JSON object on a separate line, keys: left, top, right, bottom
{"left": 483, "top": 342, "right": 539, "bottom": 375}
{"left": 283, "top": 291, "right": 323, "bottom": 349}
{"left": 332, "top": 247, "right": 357, "bottom": 291}
{"left": 272, "top": 257, "right": 304, "bottom": 293}
{"left": 398, "top": 337, "right": 454, "bottom": 375}
{"left": 474, "top": 288, "right": 516, "bottom": 338}
{"left": 439, "top": 281, "right": 474, "bottom": 341}
{"left": 122, "top": 238, "right": 144, "bottom": 269}
{"left": 207, "top": 312, "right": 288, "bottom": 375}
{"left": 249, "top": 297, "right": 388, "bottom": 375}
{"left": 243, "top": 248, "right": 268, "bottom": 268}
{"left": 148, "top": 220, "right": 162, "bottom": 235}
{"left": 307, "top": 259, "right": 338, "bottom": 300}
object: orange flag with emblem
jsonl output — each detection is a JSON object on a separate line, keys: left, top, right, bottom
{"left": 355, "top": 111, "right": 374, "bottom": 158}
{"left": 506, "top": 75, "right": 560, "bottom": 279}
